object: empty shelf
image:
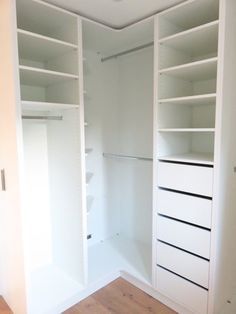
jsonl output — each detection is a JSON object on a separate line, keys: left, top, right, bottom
{"left": 159, "top": 94, "right": 216, "bottom": 106}
{"left": 21, "top": 101, "right": 79, "bottom": 111}
{"left": 159, "top": 152, "right": 214, "bottom": 166}
{"left": 159, "top": 21, "right": 219, "bottom": 56}
{"left": 17, "top": 29, "right": 77, "bottom": 62}
{"left": 19, "top": 65, "right": 78, "bottom": 87}
{"left": 159, "top": 58, "right": 217, "bottom": 81}
{"left": 158, "top": 128, "right": 215, "bottom": 132}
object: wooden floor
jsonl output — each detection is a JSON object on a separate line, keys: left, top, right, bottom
{"left": 0, "top": 278, "right": 176, "bottom": 314}
{"left": 64, "top": 278, "right": 176, "bottom": 314}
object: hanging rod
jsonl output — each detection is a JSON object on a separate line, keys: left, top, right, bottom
{"left": 22, "top": 115, "right": 63, "bottom": 121}
{"left": 103, "top": 152, "right": 153, "bottom": 162}
{"left": 101, "top": 41, "right": 154, "bottom": 63}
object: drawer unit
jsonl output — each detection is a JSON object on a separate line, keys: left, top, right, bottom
{"left": 157, "top": 189, "right": 212, "bottom": 228}
{"left": 157, "top": 161, "right": 213, "bottom": 197}
{"left": 156, "top": 241, "right": 209, "bottom": 288}
{"left": 157, "top": 215, "right": 211, "bottom": 259}
{"left": 156, "top": 266, "right": 208, "bottom": 314}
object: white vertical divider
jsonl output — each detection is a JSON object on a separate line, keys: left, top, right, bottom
{"left": 209, "top": 0, "right": 236, "bottom": 313}
{"left": 0, "top": 0, "right": 28, "bottom": 313}
{"left": 77, "top": 17, "right": 88, "bottom": 285}
{"left": 152, "top": 15, "right": 159, "bottom": 288}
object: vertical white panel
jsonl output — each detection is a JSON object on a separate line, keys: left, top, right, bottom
{"left": 0, "top": 0, "right": 27, "bottom": 313}
{"left": 209, "top": 0, "right": 236, "bottom": 313}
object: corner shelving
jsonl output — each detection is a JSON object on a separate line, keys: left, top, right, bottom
{"left": 158, "top": 152, "right": 214, "bottom": 166}
{"left": 159, "top": 58, "right": 217, "bottom": 81}
{"left": 159, "top": 94, "right": 216, "bottom": 106}
{"left": 19, "top": 65, "right": 78, "bottom": 87}
{"left": 17, "top": 29, "right": 77, "bottom": 62}
{"left": 21, "top": 101, "right": 79, "bottom": 111}
{"left": 159, "top": 20, "right": 219, "bottom": 56}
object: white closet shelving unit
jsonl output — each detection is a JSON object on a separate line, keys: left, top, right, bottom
{"left": 153, "top": 0, "right": 236, "bottom": 314}
{"left": 1, "top": 0, "right": 236, "bottom": 313}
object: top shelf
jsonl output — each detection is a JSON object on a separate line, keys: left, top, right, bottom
{"left": 16, "top": 0, "right": 78, "bottom": 44}
{"left": 158, "top": 0, "right": 219, "bottom": 39}
{"left": 159, "top": 21, "right": 219, "bottom": 57}
{"left": 18, "top": 29, "right": 77, "bottom": 62}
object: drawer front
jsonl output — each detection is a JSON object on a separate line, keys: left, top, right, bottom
{"left": 156, "top": 266, "right": 208, "bottom": 314}
{"left": 158, "top": 161, "right": 213, "bottom": 197}
{"left": 157, "top": 189, "right": 212, "bottom": 228}
{"left": 156, "top": 241, "right": 209, "bottom": 288}
{"left": 157, "top": 216, "right": 211, "bottom": 259}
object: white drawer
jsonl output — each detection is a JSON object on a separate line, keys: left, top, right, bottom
{"left": 156, "top": 266, "right": 208, "bottom": 314}
{"left": 157, "top": 215, "right": 211, "bottom": 259}
{"left": 156, "top": 241, "right": 209, "bottom": 288}
{"left": 157, "top": 189, "right": 212, "bottom": 228}
{"left": 158, "top": 161, "right": 213, "bottom": 197}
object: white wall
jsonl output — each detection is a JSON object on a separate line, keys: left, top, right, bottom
{"left": 84, "top": 46, "right": 153, "bottom": 246}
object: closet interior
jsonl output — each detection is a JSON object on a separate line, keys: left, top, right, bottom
{"left": 82, "top": 19, "right": 154, "bottom": 285}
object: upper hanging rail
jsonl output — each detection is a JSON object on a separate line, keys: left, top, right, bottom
{"left": 101, "top": 41, "right": 154, "bottom": 63}
{"left": 103, "top": 152, "right": 153, "bottom": 161}
{"left": 22, "top": 115, "right": 63, "bottom": 121}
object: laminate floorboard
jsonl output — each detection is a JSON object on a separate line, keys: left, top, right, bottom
{"left": 64, "top": 278, "right": 176, "bottom": 314}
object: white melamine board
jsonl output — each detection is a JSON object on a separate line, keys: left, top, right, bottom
{"left": 16, "top": 0, "right": 78, "bottom": 44}
{"left": 0, "top": 0, "right": 27, "bottom": 313}
{"left": 23, "top": 121, "right": 53, "bottom": 271}
{"left": 17, "top": 29, "right": 77, "bottom": 62}
{"left": 46, "top": 109, "right": 85, "bottom": 283}
{"left": 158, "top": 0, "right": 219, "bottom": 38}
{"left": 156, "top": 216, "right": 211, "bottom": 259}
{"left": 208, "top": 0, "right": 236, "bottom": 313}
{"left": 159, "top": 58, "right": 218, "bottom": 81}
{"left": 21, "top": 101, "right": 79, "bottom": 111}
{"left": 157, "top": 188, "right": 212, "bottom": 228}
{"left": 156, "top": 241, "right": 210, "bottom": 288}
{"left": 159, "top": 152, "right": 214, "bottom": 166}
{"left": 158, "top": 161, "right": 214, "bottom": 197}
{"left": 156, "top": 267, "right": 208, "bottom": 314}
{"left": 159, "top": 94, "right": 216, "bottom": 106}
{"left": 19, "top": 66, "right": 78, "bottom": 87}
{"left": 158, "top": 128, "right": 215, "bottom": 132}
{"left": 159, "top": 21, "right": 219, "bottom": 57}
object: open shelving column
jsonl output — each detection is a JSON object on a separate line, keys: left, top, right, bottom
{"left": 153, "top": 0, "right": 219, "bottom": 313}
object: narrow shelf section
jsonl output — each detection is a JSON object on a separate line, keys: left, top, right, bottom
{"left": 19, "top": 65, "right": 78, "bottom": 86}
{"left": 21, "top": 101, "right": 79, "bottom": 111}
{"left": 159, "top": 152, "right": 214, "bottom": 166}
{"left": 158, "top": 128, "right": 215, "bottom": 132}
{"left": 17, "top": 29, "right": 77, "bottom": 62}
{"left": 159, "top": 21, "right": 219, "bottom": 56}
{"left": 159, "top": 58, "right": 217, "bottom": 81}
{"left": 159, "top": 94, "right": 216, "bottom": 106}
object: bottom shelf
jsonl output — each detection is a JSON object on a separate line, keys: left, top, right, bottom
{"left": 28, "top": 265, "right": 83, "bottom": 314}
{"left": 158, "top": 152, "right": 214, "bottom": 165}
{"left": 88, "top": 235, "right": 152, "bottom": 285}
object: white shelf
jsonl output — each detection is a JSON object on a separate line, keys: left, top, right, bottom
{"left": 159, "top": 152, "right": 214, "bottom": 166}
{"left": 159, "top": 21, "right": 219, "bottom": 56}
{"left": 17, "top": 29, "right": 77, "bottom": 62}
{"left": 19, "top": 65, "right": 78, "bottom": 87}
{"left": 159, "top": 94, "right": 217, "bottom": 106}
{"left": 21, "top": 101, "right": 79, "bottom": 111}
{"left": 86, "top": 172, "right": 93, "bottom": 184}
{"left": 159, "top": 58, "right": 218, "bottom": 81}
{"left": 158, "top": 128, "right": 215, "bottom": 132}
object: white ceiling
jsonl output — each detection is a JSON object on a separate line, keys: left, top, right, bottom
{"left": 45, "top": 0, "right": 185, "bottom": 29}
